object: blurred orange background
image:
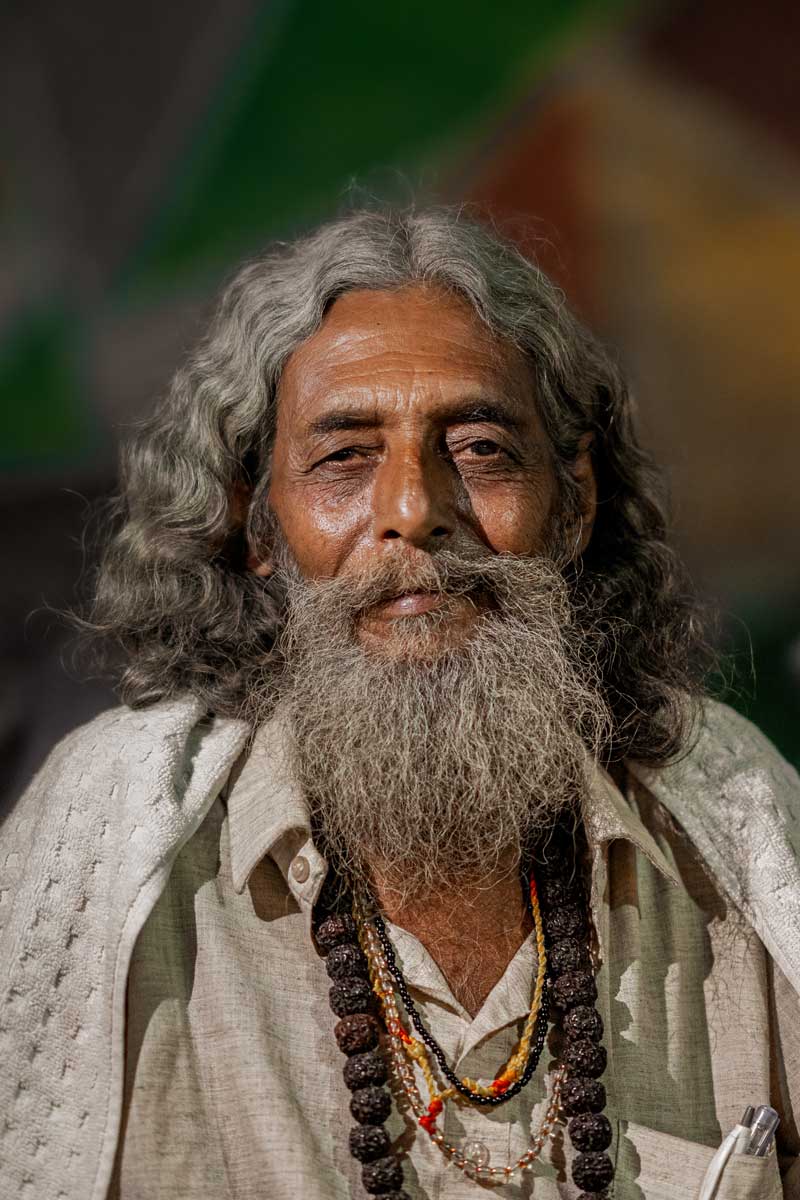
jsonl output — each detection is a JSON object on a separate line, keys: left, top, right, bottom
{"left": 2, "top": 0, "right": 798, "bottom": 808}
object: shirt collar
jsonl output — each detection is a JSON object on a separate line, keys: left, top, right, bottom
{"left": 584, "top": 759, "right": 681, "bottom": 887}
{"left": 226, "top": 711, "right": 681, "bottom": 897}
{"left": 226, "top": 709, "right": 326, "bottom": 908}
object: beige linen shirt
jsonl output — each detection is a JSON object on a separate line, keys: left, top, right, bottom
{"left": 109, "top": 719, "right": 800, "bottom": 1200}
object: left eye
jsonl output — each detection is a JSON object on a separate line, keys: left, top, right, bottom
{"left": 465, "top": 439, "right": 502, "bottom": 456}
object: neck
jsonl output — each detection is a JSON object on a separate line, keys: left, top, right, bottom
{"left": 370, "top": 853, "right": 532, "bottom": 1018}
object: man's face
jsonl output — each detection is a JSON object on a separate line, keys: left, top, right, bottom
{"left": 267, "top": 285, "right": 561, "bottom": 653}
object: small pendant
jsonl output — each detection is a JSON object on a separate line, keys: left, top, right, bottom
{"left": 461, "top": 1139, "right": 490, "bottom": 1168}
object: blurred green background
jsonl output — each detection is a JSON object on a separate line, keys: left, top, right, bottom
{"left": 2, "top": 0, "right": 798, "bottom": 805}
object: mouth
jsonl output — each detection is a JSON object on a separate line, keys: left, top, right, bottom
{"left": 355, "top": 586, "right": 491, "bottom": 655}
{"left": 368, "top": 590, "right": 447, "bottom": 619}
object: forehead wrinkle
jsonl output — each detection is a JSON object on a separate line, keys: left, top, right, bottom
{"left": 285, "top": 322, "right": 447, "bottom": 392}
{"left": 301, "top": 391, "right": 531, "bottom": 440}
{"left": 280, "top": 287, "right": 542, "bottom": 437}
{"left": 287, "top": 318, "right": 530, "bottom": 397}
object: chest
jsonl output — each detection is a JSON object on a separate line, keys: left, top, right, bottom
{"left": 114, "top": 836, "right": 782, "bottom": 1200}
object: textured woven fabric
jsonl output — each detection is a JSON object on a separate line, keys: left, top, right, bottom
{"left": 0, "top": 699, "right": 249, "bottom": 1200}
{"left": 1, "top": 697, "right": 799, "bottom": 1199}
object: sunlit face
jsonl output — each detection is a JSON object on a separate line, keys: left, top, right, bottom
{"left": 265, "top": 285, "right": 591, "bottom": 653}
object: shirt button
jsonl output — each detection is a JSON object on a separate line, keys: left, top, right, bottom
{"left": 290, "top": 854, "right": 310, "bottom": 883}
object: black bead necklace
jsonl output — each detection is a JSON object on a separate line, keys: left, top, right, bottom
{"left": 372, "top": 911, "right": 551, "bottom": 1107}
{"left": 315, "top": 826, "right": 614, "bottom": 1198}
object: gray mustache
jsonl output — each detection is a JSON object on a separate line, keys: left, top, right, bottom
{"left": 280, "top": 549, "right": 562, "bottom": 617}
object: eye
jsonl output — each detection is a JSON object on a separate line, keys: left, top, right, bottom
{"left": 313, "top": 445, "right": 369, "bottom": 468}
{"left": 463, "top": 439, "right": 506, "bottom": 457}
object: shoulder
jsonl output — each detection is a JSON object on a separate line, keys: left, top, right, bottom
{"left": 694, "top": 697, "right": 796, "bottom": 767}
{"left": 37, "top": 694, "right": 216, "bottom": 777}
{"left": 4, "top": 695, "right": 216, "bottom": 826}
{"left": 683, "top": 697, "right": 799, "bottom": 804}
{"left": 630, "top": 698, "right": 800, "bottom": 915}
{"left": 0, "top": 697, "right": 248, "bottom": 922}
{"left": 634, "top": 697, "right": 799, "bottom": 805}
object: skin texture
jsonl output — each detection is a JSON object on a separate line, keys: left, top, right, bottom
{"left": 261, "top": 285, "right": 597, "bottom": 1013}
{"left": 263, "top": 286, "right": 595, "bottom": 649}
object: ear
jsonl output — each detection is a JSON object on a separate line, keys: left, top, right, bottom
{"left": 247, "top": 551, "right": 273, "bottom": 578}
{"left": 231, "top": 480, "right": 274, "bottom": 578}
{"left": 572, "top": 432, "right": 597, "bottom": 556}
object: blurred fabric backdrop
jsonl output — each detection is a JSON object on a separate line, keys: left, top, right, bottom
{"left": 2, "top": 0, "right": 799, "bottom": 811}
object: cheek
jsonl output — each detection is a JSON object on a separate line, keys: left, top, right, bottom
{"left": 269, "top": 478, "right": 367, "bottom": 579}
{"left": 469, "top": 482, "right": 556, "bottom": 555}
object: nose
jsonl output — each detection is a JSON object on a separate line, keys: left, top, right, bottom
{"left": 372, "top": 447, "right": 455, "bottom": 548}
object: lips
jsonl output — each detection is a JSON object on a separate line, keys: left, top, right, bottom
{"left": 373, "top": 591, "right": 445, "bottom": 618}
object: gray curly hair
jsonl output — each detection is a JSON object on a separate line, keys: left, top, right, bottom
{"left": 85, "top": 206, "right": 711, "bottom": 763}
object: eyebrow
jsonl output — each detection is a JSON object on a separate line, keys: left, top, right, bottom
{"left": 306, "top": 409, "right": 380, "bottom": 437}
{"left": 305, "top": 398, "right": 525, "bottom": 438}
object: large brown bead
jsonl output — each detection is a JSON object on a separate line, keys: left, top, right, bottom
{"left": 562, "top": 1038, "right": 607, "bottom": 1079}
{"left": 362, "top": 1155, "right": 404, "bottom": 1194}
{"left": 316, "top": 913, "right": 357, "bottom": 952}
{"left": 326, "top": 943, "right": 368, "bottom": 980}
{"left": 351, "top": 1085, "right": 392, "bottom": 1125}
{"left": 330, "top": 978, "right": 373, "bottom": 1017}
{"left": 563, "top": 1005, "right": 604, "bottom": 1043}
{"left": 549, "top": 937, "right": 591, "bottom": 977}
{"left": 568, "top": 1112, "right": 613, "bottom": 1152}
{"left": 343, "top": 1050, "right": 388, "bottom": 1091}
{"left": 539, "top": 876, "right": 572, "bottom": 908}
{"left": 560, "top": 1076, "right": 607, "bottom": 1116}
{"left": 552, "top": 970, "right": 597, "bottom": 1010}
{"left": 349, "top": 1125, "right": 390, "bottom": 1162}
{"left": 334, "top": 1013, "right": 381, "bottom": 1055}
{"left": 546, "top": 905, "right": 585, "bottom": 939}
{"left": 572, "top": 1150, "right": 614, "bottom": 1192}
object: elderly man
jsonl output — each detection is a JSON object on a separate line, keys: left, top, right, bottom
{"left": 2, "top": 208, "right": 799, "bottom": 1200}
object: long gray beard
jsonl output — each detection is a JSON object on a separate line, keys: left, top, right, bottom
{"left": 265, "top": 550, "right": 611, "bottom": 904}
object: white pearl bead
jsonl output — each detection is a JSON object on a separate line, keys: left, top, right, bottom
{"left": 461, "top": 1139, "right": 490, "bottom": 1169}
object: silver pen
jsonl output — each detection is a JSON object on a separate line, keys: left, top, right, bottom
{"left": 699, "top": 1107, "right": 755, "bottom": 1200}
{"left": 745, "top": 1106, "right": 780, "bottom": 1157}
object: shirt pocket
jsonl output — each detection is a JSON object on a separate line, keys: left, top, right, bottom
{"left": 616, "top": 1120, "right": 782, "bottom": 1200}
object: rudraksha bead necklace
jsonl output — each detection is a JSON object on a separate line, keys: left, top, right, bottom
{"left": 316, "top": 828, "right": 614, "bottom": 1198}
{"left": 318, "top": 912, "right": 410, "bottom": 1200}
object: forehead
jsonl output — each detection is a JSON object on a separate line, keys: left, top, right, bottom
{"left": 276, "top": 285, "right": 537, "bottom": 422}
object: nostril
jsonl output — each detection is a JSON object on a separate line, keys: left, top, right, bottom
{"left": 383, "top": 529, "right": 401, "bottom": 539}
{"left": 431, "top": 526, "right": 450, "bottom": 538}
